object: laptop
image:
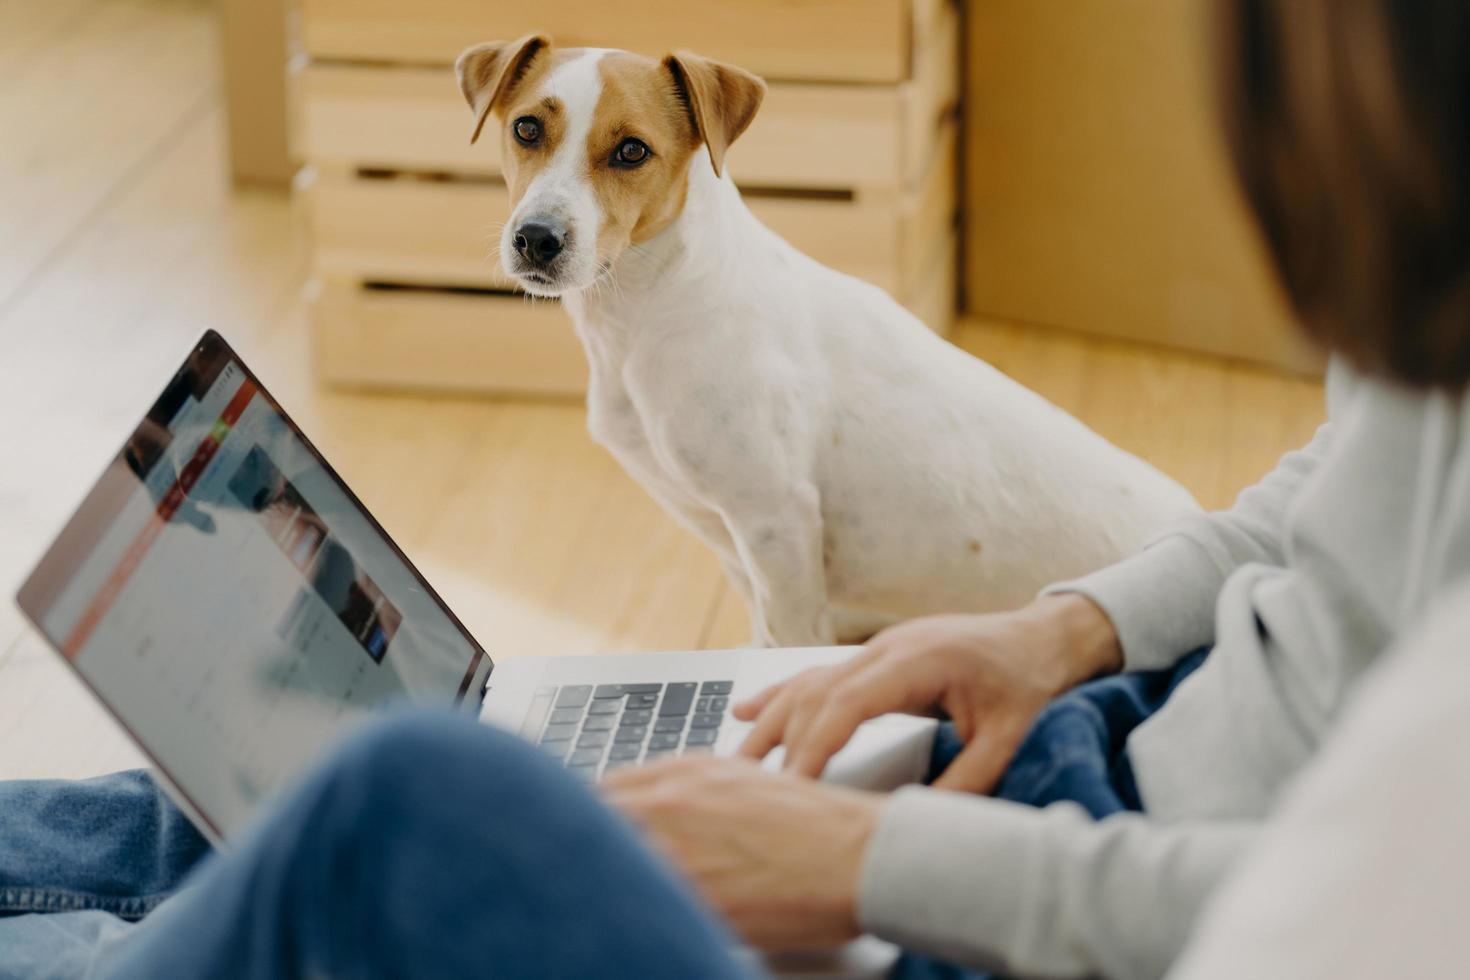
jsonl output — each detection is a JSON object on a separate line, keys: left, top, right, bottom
{"left": 15, "top": 330, "right": 935, "bottom": 849}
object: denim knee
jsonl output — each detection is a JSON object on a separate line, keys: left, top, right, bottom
{"left": 303, "top": 710, "right": 584, "bottom": 845}
{"left": 324, "top": 710, "right": 554, "bottom": 792}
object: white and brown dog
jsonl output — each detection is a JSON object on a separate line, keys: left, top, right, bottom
{"left": 454, "top": 37, "right": 1201, "bottom": 647}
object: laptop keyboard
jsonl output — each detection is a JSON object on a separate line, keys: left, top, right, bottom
{"left": 535, "top": 681, "right": 733, "bottom": 783}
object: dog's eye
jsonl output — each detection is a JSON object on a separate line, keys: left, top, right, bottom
{"left": 513, "top": 117, "right": 541, "bottom": 146}
{"left": 612, "top": 138, "right": 650, "bottom": 167}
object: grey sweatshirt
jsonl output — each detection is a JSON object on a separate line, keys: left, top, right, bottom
{"left": 857, "top": 361, "right": 1470, "bottom": 979}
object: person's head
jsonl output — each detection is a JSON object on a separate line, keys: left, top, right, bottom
{"left": 1216, "top": 0, "right": 1470, "bottom": 388}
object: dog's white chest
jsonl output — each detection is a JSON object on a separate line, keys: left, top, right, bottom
{"left": 586, "top": 376, "right": 709, "bottom": 517}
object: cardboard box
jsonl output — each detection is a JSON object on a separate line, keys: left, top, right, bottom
{"left": 963, "top": 0, "right": 1318, "bottom": 372}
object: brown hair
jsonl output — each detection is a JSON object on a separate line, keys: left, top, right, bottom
{"left": 1216, "top": 0, "right": 1470, "bottom": 387}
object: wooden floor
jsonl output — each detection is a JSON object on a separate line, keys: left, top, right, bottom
{"left": 0, "top": 0, "right": 1324, "bottom": 781}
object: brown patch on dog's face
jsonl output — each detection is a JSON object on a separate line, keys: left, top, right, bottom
{"left": 584, "top": 52, "right": 704, "bottom": 260}
{"left": 494, "top": 49, "right": 580, "bottom": 215}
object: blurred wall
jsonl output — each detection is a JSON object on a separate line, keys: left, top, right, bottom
{"left": 962, "top": 0, "right": 1319, "bottom": 372}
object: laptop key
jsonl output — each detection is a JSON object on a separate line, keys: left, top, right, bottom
{"left": 550, "top": 707, "right": 583, "bottom": 726}
{"left": 614, "top": 726, "right": 648, "bottom": 744}
{"left": 555, "top": 685, "right": 594, "bottom": 709}
{"left": 623, "top": 683, "right": 663, "bottom": 694}
{"left": 607, "top": 744, "right": 641, "bottom": 761}
{"left": 707, "top": 696, "right": 729, "bottom": 713}
{"left": 604, "top": 756, "right": 638, "bottom": 773}
{"left": 582, "top": 715, "right": 615, "bottom": 732}
{"left": 569, "top": 747, "right": 605, "bottom": 767}
{"left": 620, "top": 708, "right": 653, "bottom": 726}
{"left": 592, "top": 684, "right": 626, "bottom": 699}
{"left": 541, "top": 723, "right": 578, "bottom": 743}
{"left": 577, "top": 731, "right": 610, "bottom": 749}
{"left": 567, "top": 764, "right": 598, "bottom": 783}
{"left": 626, "top": 693, "right": 659, "bottom": 710}
{"left": 690, "top": 713, "right": 722, "bottom": 729}
{"left": 653, "top": 717, "right": 686, "bottom": 734}
{"left": 685, "top": 728, "right": 718, "bottom": 747}
{"left": 648, "top": 732, "right": 681, "bottom": 751}
{"left": 587, "top": 699, "right": 620, "bottom": 716}
{"left": 659, "top": 682, "right": 698, "bottom": 717}
{"left": 700, "top": 681, "right": 733, "bottom": 696}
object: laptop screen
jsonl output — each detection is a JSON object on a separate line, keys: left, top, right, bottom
{"left": 17, "top": 331, "right": 487, "bottom": 839}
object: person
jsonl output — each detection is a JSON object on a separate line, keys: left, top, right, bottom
{"left": 4, "top": 0, "right": 1469, "bottom": 975}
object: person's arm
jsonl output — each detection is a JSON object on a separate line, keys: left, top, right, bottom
{"left": 1165, "top": 583, "right": 1470, "bottom": 980}
{"left": 861, "top": 791, "right": 1255, "bottom": 980}
{"left": 1045, "top": 422, "right": 1333, "bottom": 671}
{"left": 734, "top": 423, "right": 1333, "bottom": 792}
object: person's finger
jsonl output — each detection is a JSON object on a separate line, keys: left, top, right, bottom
{"left": 736, "top": 683, "right": 800, "bottom": 759}
{"left": 783, "top": 661, "right": 903, "bottom": 777}
{"left": 776, "top": 669, "right": 870, "bottom": 770}
{"left": 732, "top": 679, "right": 786, "bottom": 721}
{"left": 600, "top": 753, "right": 706, "bottom": 791}
{"left": 773, "top": 683, "right": 834, "bottom": 770}
{"left": 738, "top": 648, "right": 889, "bottom": 757}
{"left": 931, "top": 726, "right": 1019, "bottom": 795}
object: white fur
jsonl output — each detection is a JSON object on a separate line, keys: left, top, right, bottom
{"left": 503, "top": 51, "right": 608, "bottom": 296}
{"left": 499, "top": 54, "right": 1203, "bottom": 647}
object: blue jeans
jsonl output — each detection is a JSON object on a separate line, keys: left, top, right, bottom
{"left": 0, "top": 713, "right": 754, "bottom": 980}
{"left": 0, "top": 652, "right": 1207, "bottom": 978}
{"left": 893, "top": 648, "right": 1209, "bottom": 980}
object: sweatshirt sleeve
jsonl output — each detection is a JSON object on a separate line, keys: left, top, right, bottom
{"left": 1166, "top": 584, "right": 1470, "bottom": 980}
{"left": 1043, "top": 422, "right": 1334, "bottom": 671}
{"left": 859, "top": 787, "right": 1256, "bottom": 980}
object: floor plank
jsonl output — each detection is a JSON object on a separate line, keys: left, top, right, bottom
{"left": 954, "top": 320, "right": 1324, "bottom": 510}
{"left": 0, "top": 0, "right": 217, "bottom": 308}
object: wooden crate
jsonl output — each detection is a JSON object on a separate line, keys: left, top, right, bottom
{"left": 299, "top": 0, "right": 952, "bottom": 83}
{"left": 297, "top": 0, "right": 961, "bottom": 396}
{"left": 303, "top": 122, "right": 956, "bottom": 297}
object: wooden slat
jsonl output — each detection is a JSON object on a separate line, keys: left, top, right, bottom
{"left": 310, "top": 222, "right": 955, "bottom": 396}
{"left": 302, "top": 125, "right": 956, "bottom": 296}
{"left": 220, "top": 0, "right": 295, "bottom": 184}
{"left": 906, "top": 230, "right": 959, "bottom": 337}
{"left": 299, "top": 0, "right": 911, "bottom": 83}
{"left": 293, "top": 40, "right": 956, "bottom": 192}
{"left": 302, "top": 170, "right": 516, "bottom": 289}
{"left": 902, "top": 0, "right": 961, "bottom": 184}
{"left": 310, "top": 279, "right": 587, "bottom": 395}
{"left": 899, "top": 119, "right": 957, "bottom": 296}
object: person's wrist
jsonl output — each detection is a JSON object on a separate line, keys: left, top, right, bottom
{"left": 1022, "top": 593, "right": 1123, "bottom": 691}
{"left": 834, "top": 790, "right": 885, "bottom": 939}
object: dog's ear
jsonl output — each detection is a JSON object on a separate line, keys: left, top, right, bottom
{"left": 455, "top": 34, "right": 552, "bottom": 145}
{"left": 662, "top": 51, "right": 766, "bottom": 178}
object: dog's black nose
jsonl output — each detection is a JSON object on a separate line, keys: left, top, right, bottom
{"left": 513, "top": 221, "right": 566, "bottom": 267}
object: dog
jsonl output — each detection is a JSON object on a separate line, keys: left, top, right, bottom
{"left": 453, "top": 37, "right": 1202, "bottom": 647}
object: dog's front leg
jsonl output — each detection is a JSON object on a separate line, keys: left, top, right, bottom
{"left": 717, "top": 483, "right": 834, "bottom": 648}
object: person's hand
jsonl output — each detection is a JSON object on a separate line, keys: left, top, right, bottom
{"left": 603, "top": 755, "right": 883, "bottom": 950}
{"left": 734, "top": 594, "right": 1122, "bottom": 793}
